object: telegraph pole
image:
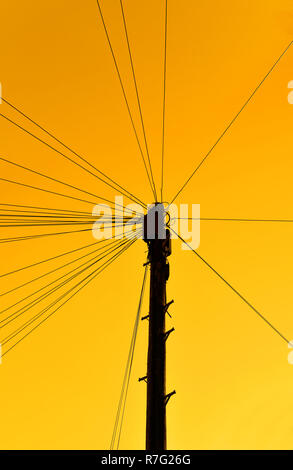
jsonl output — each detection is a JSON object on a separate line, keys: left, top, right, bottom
{"left": 142, "top": 204, "right": 174, "bottom": 450}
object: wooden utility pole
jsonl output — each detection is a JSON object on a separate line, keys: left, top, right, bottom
{"left": 143, "top": 204, "right": 173, "bottom": 450}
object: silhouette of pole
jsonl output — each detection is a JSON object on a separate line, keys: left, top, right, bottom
{"left": 143, "top": 204, "right": 172, "bottom": 449}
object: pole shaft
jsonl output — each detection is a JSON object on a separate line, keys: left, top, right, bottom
{"left": 146, "top": 239, "right": 167, "bottom": 450}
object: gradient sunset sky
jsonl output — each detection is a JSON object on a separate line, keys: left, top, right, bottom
{"left": 0, "top": 0, "right": 293, "bottom": 450}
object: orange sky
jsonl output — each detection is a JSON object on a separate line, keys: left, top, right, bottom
{"left": 0, "top": 0, "right": 293, "bottom": 450}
